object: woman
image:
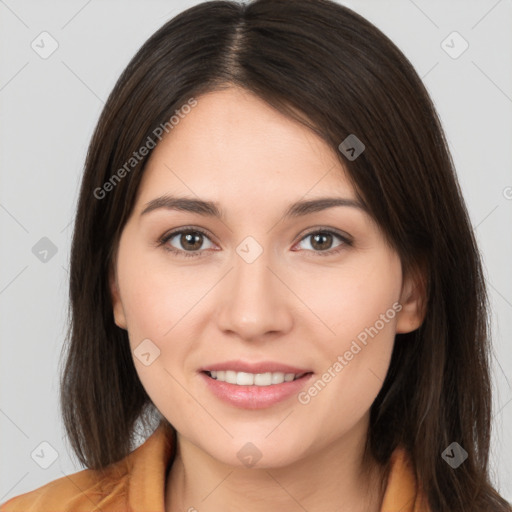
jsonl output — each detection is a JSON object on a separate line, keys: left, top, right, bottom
{"left": 1, "top": 0, "right": 510, "bottom": 511}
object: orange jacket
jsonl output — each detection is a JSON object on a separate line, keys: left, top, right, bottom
{"left": 0, "top": 423, "right": 429, "bottom": 511}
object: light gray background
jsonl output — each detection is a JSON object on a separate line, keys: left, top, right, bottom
{"left": 1, "top": 0, "right": 511, "bottom": 503}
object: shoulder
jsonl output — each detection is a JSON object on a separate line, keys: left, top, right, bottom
{"left": 0, "top": 461, "right": 130, "bottom": 512}
{"left": 0, "top": 423, "right": 175, "bottom": 512}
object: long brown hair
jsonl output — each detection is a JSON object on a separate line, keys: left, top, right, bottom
{"left": 59, "top": 1, "right": 512, "bottom": 510}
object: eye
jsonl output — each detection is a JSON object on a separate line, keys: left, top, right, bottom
{"left": 294, "top": 229, "right": 352, "bottom": 257}
{"left": 159, "top": 228, "right": 215, "bottom": 258}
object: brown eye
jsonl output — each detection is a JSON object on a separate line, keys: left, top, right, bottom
{"left": 309, "top": 232, "right": 334, "bottom": 251}
{"left": 296, "top": 230, "right": 350, "bottom": 256}
{"left": 160, "top": 228, "right": 215, "bottom": 258}
{"left": 178, "top": 232, "right": 204, "bottom": 251}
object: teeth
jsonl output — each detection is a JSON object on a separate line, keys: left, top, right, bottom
{"left": 208, "top": 370, "right": 303, "bottom": 386}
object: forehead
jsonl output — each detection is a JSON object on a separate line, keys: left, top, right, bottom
{"left": 135, "top": 87, "right": 356, "bottom": 208}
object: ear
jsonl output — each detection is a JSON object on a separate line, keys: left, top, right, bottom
{"left": 109, "top": 262, "right": 127, "bottom": 330}
{"left": 395, "top": 265, "right": 427, "bottom": 334}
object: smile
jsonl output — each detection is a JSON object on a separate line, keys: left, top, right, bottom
{"left": 205, "top": 370, "right": 309, "bottom": 386}
{"left": 200, "top": 371, "right": 314, "bottom": 409}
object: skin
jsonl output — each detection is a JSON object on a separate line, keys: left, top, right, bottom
{"left": 110, "top": 86, "right": 425, "bottom": 512}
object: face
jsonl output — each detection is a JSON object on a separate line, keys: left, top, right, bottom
{"left": 110, "top": 86, "right": 423, "bottom": 469}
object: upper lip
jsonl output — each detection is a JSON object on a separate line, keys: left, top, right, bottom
{"left": 199, "top": 360, "right": 313, "bottom": 375}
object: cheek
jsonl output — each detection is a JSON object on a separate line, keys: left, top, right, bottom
{"left": 119, "top": 275, "right": 169, "bottom": 342}
{"left": 115, "top": 247, "right": 197, "bottom": 412}
{"left": 310, "top": 250, "right": 402, "bottom": 344}
{"left": 301, "top": 253, "right": 401, "bottom": 413}
{"left": 116, "top": 240, "right": 197, "bottom": 342}
{"left": 297, "top": 308, "right": 397, "bottom": 440}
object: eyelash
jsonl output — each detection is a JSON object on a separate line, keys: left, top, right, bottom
{"left": 157, "top": 226, "right": 353, "bottom": 259}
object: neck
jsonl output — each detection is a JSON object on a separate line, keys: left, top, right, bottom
{"left": 165, "top": 415, "right": 388, "bottom": 512}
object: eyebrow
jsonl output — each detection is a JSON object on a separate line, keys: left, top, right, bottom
{"left": 140, "top": 194, "right": 367, "bottom": 220}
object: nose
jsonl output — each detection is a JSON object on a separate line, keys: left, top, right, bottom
{"left": 215, "top": 248, "right": 294, "bottom": 342}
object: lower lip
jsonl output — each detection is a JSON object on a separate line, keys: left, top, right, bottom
{"left": 199, "top": 371, "right": 314, "bottom": 409}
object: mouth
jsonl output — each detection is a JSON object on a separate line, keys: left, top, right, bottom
{"left": 199, "top": 370, "right": 314, "bottom": 409}
{"left": 202, "top": 370, "right": 312, "bottom": 386}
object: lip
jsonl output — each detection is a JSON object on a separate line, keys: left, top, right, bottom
{"left": 200, "top": 371, "right": 314, "bottom": 410}
{"left": 198, "top": 360, "right": 312, "bottom": 374}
